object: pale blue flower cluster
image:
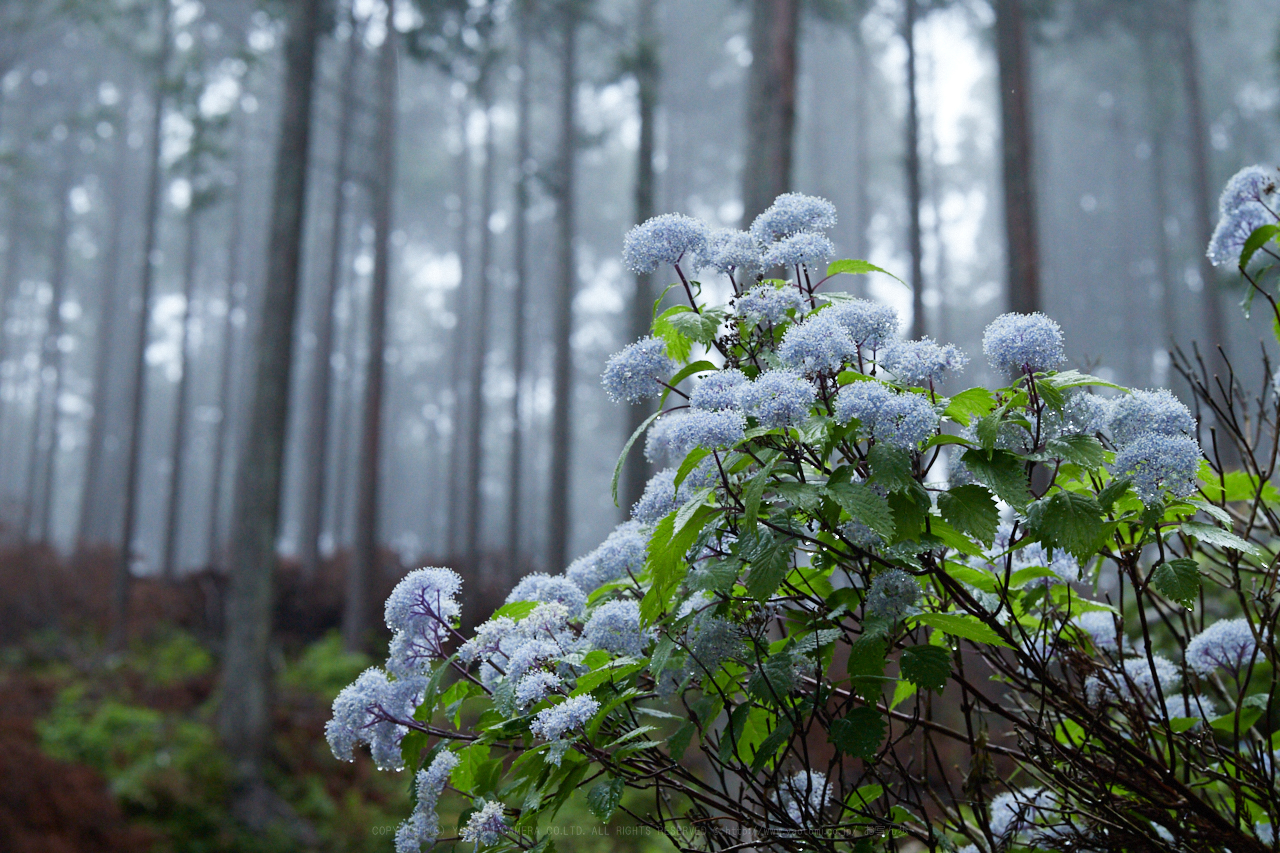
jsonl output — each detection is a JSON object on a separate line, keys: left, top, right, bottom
{"left": 395, "top": 750, "right": 458, "bottom": 853}
{"left": 529, "top": 694, "right": 601, "bottom": 765}
{"left": 566, "top": 521, "right": 649, "bottom": 593}
{"left": 1074, "top": 610, "right": 1123, "bottom": 652}
{"left": 632, "top": 463, "right": 718, "bottom": 524}
{"left": 689, "top": 368, "right": 747, "bottom": 411}
{"left": 461, "top": 800, "right": 508, "bottom": 847}
{"left": 384, "top": 567, "right": 463, "bottom": 674}
{"left": 1112, "top": 432, "right": 1200, "bottom": 506}
{"left": 840, "top": 519, "right": 883, "bottom": 551}
{"left": 1163, "top": 693, "right": 1218, "bottom": 726}
{"left": 582, "top": 599, "right": 650, "bottom": 658}
{"left": 506, "top": 573, "right": 587, "bottom": 618}
{"left": 1184, "top": 618, "right": 1257, "bottom": 676}
{"left": 671, "top": 407, "right": 747, "bottom": 450}
{"left": 782, "top": 770, "right": 833, "bottom": 826}
{"left": 881, "top": 337, "right": 968, "bottom": 387}
{"left": 736, "top": 370, "right": 817, "bottom": 429}
{"left": 515, "top": 671, "right": 562, "bottom": 709}
{"left": 1087, "top": 654, "right": 1180, "bottom": 705}
{"left": 644, "top": 411, "right": 688, "bottom": 465}
{"left": 982, "top": 312, "right": 1066, "bottom": 375}
{"left": 735, "top": 283, "right": 805, "bottom": 325}
{"left": 761, "top": 232, "right": 835, "bottom": 270}
{"left": 864, "top": 569, "right": 921, "bottom": 623}
{"left": 750, "top": 192, "right": 838, "bottom": 243}
{"left": 326, "top": 667, "right": 423, "bottom": 771}
{"left": 1208, "top": 165, "right": 1278, "bottom": 267}
{"left": 823, "top": 299, "right": 899, "bottom": 349}
{"left": 699, "top": 228, "right": 762, "bottom": 275}
{"left": 1107, "top": 389, "right": 1195, "bottom": 447}
{"left": 621, "top": 213, "right": 709, "bottom": 273}
{"left": 777, "top": 314, "right": 855, "bottom": 375}
{"left": 601, "top": 337, "right": 674, "bottom": 403}
{"left": 988, "top": 789, "right": 1057, "bottom": 842}
{"left": 990, "top": 524, "right": 1081, "bottom": 587}
{"left": 682, "top": 615, "right": 742, "bottom": 681}
{"left": 834, "top": 382, "right": 939, "bottom": 448}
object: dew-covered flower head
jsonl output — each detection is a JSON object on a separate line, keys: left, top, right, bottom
{"left": 460, "top": 800, "right": 508, "bottom": 847}
{"left": 1208, "top": 201, "right": 1273, "bottom": 267}
{"left": 1111, "top": 431, "right": 1201, "bottom": 507}
{"left": 1088, "top": 654, "right": 1180, "bottom": 705}
{"left": 529, "top": 694, "right": 600, "bottom": 764}
{"left": 506, "top": 572, "right": 587, "bottom": 618}
{"left": 1107, "top": 388, "right": 1195, "bottom": 447}
{"left": 777, "top": 314, "right": 855, "bottom": 375}
{"left": 750, "top": 192, "right": 837, "bottom": 243}
{"left": 881, "top": 337, "right": 969, "bottom": 387}
{"left": 621, "top": 213, "right": 709, "bottom": 273}
{"left": 782, "top": 770, "right": 833, "bottom": 826}
{"left": 644, "top": 411, "right": 688, "bottom": 465}
{"left": 734, "top": 283, "right": 805, "bottom": 325}
{"left": 1185, "top": 618, "right": 1258, "bottom": 676}
{"left": 567, "top": 521, "right": 649, "bottom": 593}
{"left": 835, "top": 383, "right": 939, "bottom": 448}
{"left": 601, "top": 337, "right": 674, "bottom": 403}
{"left": 864, "top": 569, "right": 921, "bottom": 623}
{"left": 325, "top": 667, "right": 422, "bottom": 771}
{"left": 761, "top": 232, "right": 835, "bottom": 270}
{"left": 1219, "top": 165, "right": 1278, "bottom": 216}
{"left": 982, "top": 312, "right": 1066, "bottom": 375}
{"left": 735, "top": 370, "right": 817, "bottom": 430}
{"left": 1074, "top": 610, "right": 1123, "bottom": 652}
{"left": 514, "top": 671, "right": 562, "bottom": 708}
{"left": 396, "top": 750, "right": 459, "bottom": 852}
{"left": 822, "top": 299, "right": 899, "bottom": 349}
{"left": 699, "top": 228, "right": 762, "bottom": 275}
{"left": 384, "top": 567, "right": 463, "bottom": 670}
{"left": 671, "top": 407, "right": 746, "bottom": 451}
{"left": 689, "top": 368, "right": 748, "bottom": 411}
{"left": 582, "top": 599, "right": 650, "bottom": 658}
{"left": 631, "top": 464, "right": 716, "bottom": 525}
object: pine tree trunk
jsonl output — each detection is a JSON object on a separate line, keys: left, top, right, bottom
{"left": 547, "top": 1, "right": 580, "bottom": 573}
{"left": 623, "top": 0, "right": 659, "bottom": 514}
{"left": 1138, "top": 32, "right": 1178, "bottom": 352}
{"left": 217, "top": 0, "right": 321, "bottom": 790}
{"left": 850, "top": 19, "right": 870, "bottom": 264}
{"left": 445, "top": 98, "right": 473, "bottom": 559}
{"left": 344, "top": 28, "right": 396, "bottom": 653}
{"left": 113, "top": 0, "right": 171, "bottom": 649}
{"left": 505, "top": 0, "right": 533, "bottom": 573}
{"left": 160, "top": 205, "right": 200, "bottom": 580}
{"left": 740, "top": 0, "right": 799, "bottom": 226}
{"left": 300, "top": 17, "right": 361, "bottom": 581}
{"left": 904, "top": 0, "right": 924, "bottom": 340}
{"left": 994, "top": 0, "right": 1040, "bottom": 314}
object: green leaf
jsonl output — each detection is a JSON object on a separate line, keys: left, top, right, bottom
{"left": 938, "top": 484, "right": 999, "bottom": 546}
{"left": 586, "top": 776, "right": 625, "bottom": 821}
{"left": 1026, "top": 490, "right": 1107, "bottom": 563}
{"left": 1097, "top": 476, "right": 1131, "bottom": 511}
{"left": 825, "top": 258, "right": 904, "bottom": 284}
{"left": 846, "top": 636, "right": 888, "bottom": 702}
{"left": 773, "top": 481, "right": 824, "bottom": 513}
{"left": 829, "top": 707, "right": 886, "bottom": 760}
{"left": 1151, "top": 559, "right": 1200, "bottom": 609}
{"left": 926, "top": 518, "right": 987, "bottom": 558}
{"left": 742, "top": 458, "right": 778, "bottom": 529}
{"left": 640, "top": 505, "right": 718, "bottom": 622}
{"left": 1043, "top": 434, "right": 1106, "bottom": 469}
{"left": 887, "top": 483, "right": 931, "bottom": 543}
{"left": 749, "top": 719, "right": 794, "bottom": 773}
{"left": 490, "top": 600, "right": 538, "bottom": 621}
{"left": 960, "top": 448, "right": 1030, "bottom": 509}
{"left": 741, "top": 529, "right": 793, "bottom": 602}
{"left": 900, "top": 645, "right": 950, "bottom": 692}
{"left": 1180, "top": 521, "right": 1268, "bottom": 562}
{"left": 674, "top": 447, "right": 710, "bottom": 490}
{"left": 669, "top": 722, "right": 695, "bottom": 760}
{"left": 822, "top": 479, "right": 895, "bottom": 539}
{"left": 1045, "top": 369, "right": 1126, "bottom": 391}
{"left": 974, "top": 409, "right": 1003, "bottom": 450}
{"left": 748, "top": 652, "right": 797, "bottom": 704}
{"left": 943, "top": 387, "right": 996, "bottom": 427}
{"left": 912, "top": 613, "right": 1012, "bottom": 648}
{"left": 1239, "top": 223, "right": 1280, "bottom": 269}
{"left": 612, "top": 410, "right": 664, "bottom": 506}
{"left": 653, "top": 306, "right": 696, "bottom": 361}
{"left": 868, "top": 443, "right": 914, "bottom": 493}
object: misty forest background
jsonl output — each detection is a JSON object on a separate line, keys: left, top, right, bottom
{"left": 1, "top": 0, "right": 1279, "bottom": 851}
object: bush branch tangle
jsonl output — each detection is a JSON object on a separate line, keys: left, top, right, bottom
{"left": 328, "top": 188, "right": 1280, "bottom": 853}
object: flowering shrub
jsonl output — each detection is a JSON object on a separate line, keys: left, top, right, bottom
{"left": 329, "top": 185, "right": 1280, "bottom": 852}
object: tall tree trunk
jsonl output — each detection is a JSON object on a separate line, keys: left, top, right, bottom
{"left": 206, "top": 138, "right": 248, "bottom": 569}
{"left": 904, "top": 0, "right": 924, "bottom": 340}
{"left": 1138, "top": 32, "right": 1178, "bottom": 354}
{"left": 850, "top": 19, "right": 870, "bottom": 264}
{"left": 623, "top": 0, "right": 659, "bottom": 514}
{"left": 113, "top": 0, "right": 171, "bottom": 648}
{"left": 32, "top": 161, "right": 74, "bottom": 544}
{"left": 217, "top": 0, "right": 321, "bottom": 799}
{"left": 300, "top": 16, "right": 361, "bottom": 581}
{"left": 547, "top": 1, "right": 580, "bottom": 573}
{"left": 505, "top": 0, "right": 533, "bottom": 572}
{"left": 331, "top": 263, "right": 362, "bottom": 550}
{"left": 1173, "top": 0, "right": 1226, "bottom": 363}
{"left": 344, "top": 28, "right": 396, "bottom": 653}
{"left": 160, "top": 205, "right": 200, "bottom": 580}
{"left": 445, "top": 98, "right": 473, "bottom": 558}
{"left": 993, "top": 0, "right": 1040, "bottom": 313}
{"left": 0, "top": 203, "right": 25, "bottom": 494}
{"left": 740, "top": 0, "right": 799, "bottom": 226}
{"left": 463, "top": 71, "right": 496, "bottom": 565}
{"left": 77, "top": 127, "right": 130, "bottom": 551}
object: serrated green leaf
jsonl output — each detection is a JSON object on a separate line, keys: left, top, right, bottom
{"left": 846, "top": 636, "right": 888, "bottom": 702}
{"left": 674, "top": 447, "right": 710, "bottom": 490}
{"left": 912, "top": 613, "right": 1012, "bottom": 648}
{"left": 1045, "top": 369, "right": 1126, "bottom": 391}
{"left": 887, "top": 482, "right": 931, "bottom": 543}
{"left": 825, "top": 258, "right": 903, "bottom": 284}
{"left": 1240, "top": 223, "right": 1280, "bottom": 269}
{"left": 742, "top": 458, "right": 778, "bottom": 529}
{"left": 741, "top": 529, "right": 793, "bottom": 601}
{"left": 961, "top": 448, "right": 1031, "bottom": 509}
{"left": 868, "top": 443, "right": 914, "bottom": 492}
{"left": 1151, "top": 559, "right": 1200, "bottom": 609}
{"left": 1097, "top": 476, "right": 1131, "bottom": 511}
{"left": 612, "top": 410, "right": 665, "bottom": 506}
{"left": 822, "top": 479, "right": 895, "bottom": 538}
{"left": 773, "top": 481, "right": 824, "bottom": 513}
{"left": 640, "top": 505, "right": 718, "bottom": 622}
{"left": 490, "top": 600, "right": 539, "bottom": 620}
{"left": 1044, "top": 434, "right": 1106, "bottom": 469}
{"left": 900, "top": 645, "right": 950, "bottom": 692}
{"left": 669, "top": 722, "right": 695, "bottom": 760}
{"left": 943, "top": 387, "right": 996, "bottom": 427}
{"left": 829, "top": 707, "right": 885, "bottom": 760}
{"left": 586, "top": 776, "right": 626, "bottom": 820}
{"left": 750, "top": 720, "right": 794, "bottom": 773}
{"left": 938, "top": 484, "right": 999, "bottom": 546}
{"left": 1026, "top": 490, "right": 1107, "bottom": 562}
{"left": 1181, "top": 521, "right": 1267, "bottom": 562}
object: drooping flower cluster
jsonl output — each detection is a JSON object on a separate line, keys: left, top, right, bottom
{"left": 736, "top": 370, "right": 817, "bottom": 429}
{"left": 326, "top": 667, "right": 424, "bottom": 771}
{"left": 582, "top": 599, "right": 650, "bottom": 658}
{"left": 566, "top": 521, "right": 649, "bottom": 593}
{"left": 1112, "top": 432, "right": 1201, "bottom": 507}
{"left": 881, "top": 337, "right": 968, "bottom": 387}
{"left": 384, "top": 567, "right": 463, "bottom": 675}
{"left": 530, "top": 695, "right": 601, "bottom": 765}
{"left": 1208, "top": 164, "right": 1278, "bottom": 267}
{"left": 1184, "top": 618, "right": 1258, "bottom": 676}
{"left": 621, "top": 213, "right": 709, "bottom": 273}
{"left": 670, "top": 407, "right": 747, "bottom": 451}
{"left": 1106, "top": 388, "right": 1195, "bottom": 447}
{"left": 601, "top": 336, "right": 674, "bottom": 403}
{"left": 632, "top": 461, "right": 718, "bottom": 525}
{"left": 395, "top": 750, "right": 459, "bottom": 853}
{"left": 834, "top": 382, "right": 939, "bottom": 448}
{"left": 982, "top": 312, "right": 1066, "bottom": 375}
{"left": 460, "top": 800, "right": 508, "bottom": 847}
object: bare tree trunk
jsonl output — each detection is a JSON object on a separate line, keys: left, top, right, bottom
{"left": 76, "top": 127, "right": 130, "bottom": 551}
{"left": 740, "top": 0, "right": 799, "bottom": 226}
{"left": 344, "top": 28, "right": 396, "bottom": 653}
{"left": 160, "top": 206, "right": 200, "bottom": 580}
{"left": 1138, "top": 32, "right": 1178, "bottom": 354}
{"left": 623, "top": 0, "right": 659, "bottom": 514}
{"left": 113, "top": 0, "right": 171, "bottom": 648}
{"left": 0, "top": 204, "right": 25, "bottom": 492}
{"left": 1173, "top": 0, "right": 1225, "bottom": 363}
{"left": 904, "top": 0, "right": 924, "bottom": 340}
{"left": 217, "top": 0, "right": 321, "bottom": 800}
{"left": 547, "top": 0, "right": 580, "bottom": 573}
{"left": 463, "top": 71, "right": 496, "bottom": 565}
{"left": 445, "top": 98, "right": 472, "bottom": 559}
{"left": 850, "top": 19, "right": 870, "bottom": 264}
{"left": 300, "top": 16, "right": 361, "bottom": 581}
{"left": 994, "top": 0, "right": 1040, "bottom": 314}
{"left": 32, "top": 160, "right": 74, "bottom": 544}
{"left": 505, "top": 0, "right": 533, "bottom": 572}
